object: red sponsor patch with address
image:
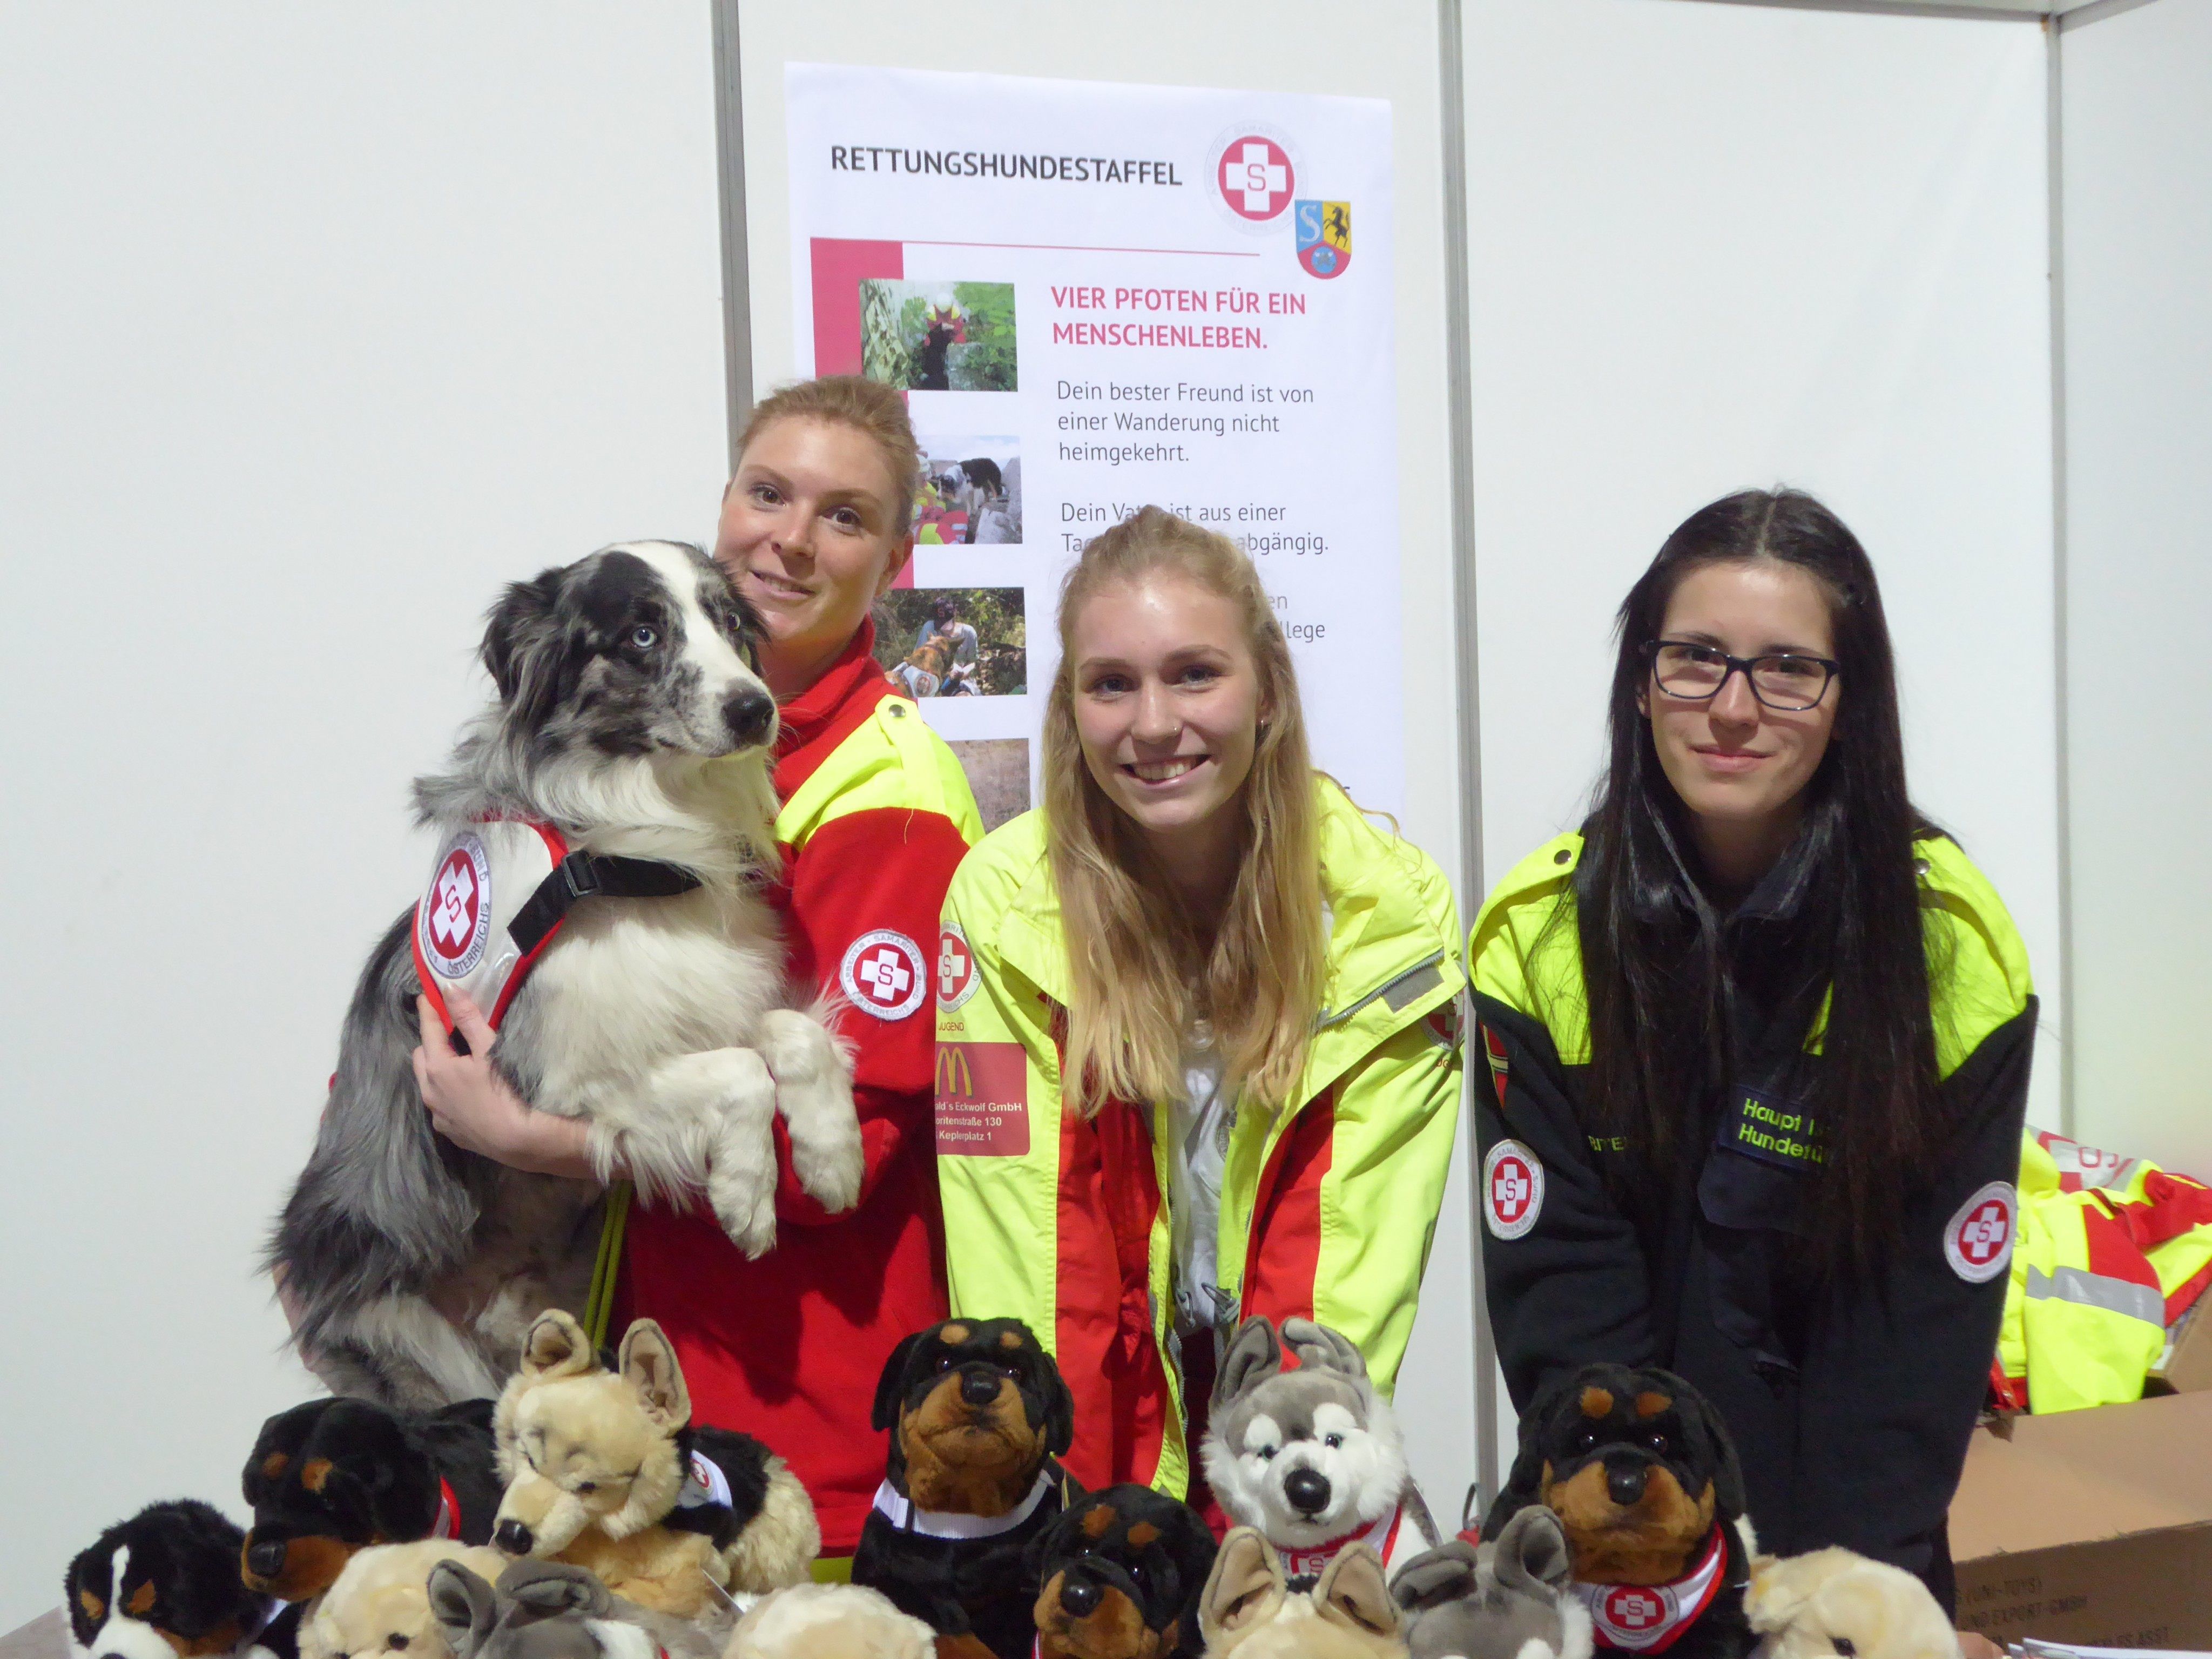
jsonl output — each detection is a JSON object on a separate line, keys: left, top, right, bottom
{"left": 935, "top": 1041, "right": 1030, "bottom": 1157}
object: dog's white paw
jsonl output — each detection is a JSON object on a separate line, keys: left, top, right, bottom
{"left": 758, "top": 1009, "right": 864, "bottom": 1215}
{"left": 707, "top": 1152, "right": 778, "bottom": 1259}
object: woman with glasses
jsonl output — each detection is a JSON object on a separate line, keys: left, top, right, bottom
{"left": 1467, "top": 489, "right": 2034, "bottom": 1610}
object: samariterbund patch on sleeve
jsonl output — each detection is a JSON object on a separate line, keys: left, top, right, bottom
{"left": 935, "top": 1041, "right": 1029, "bottom": 1156}
{"left": 841, "top": 929, "right": 929, "bottom": 1020}
{"left": 1945, "top": 1180, "right": 2018, "bottom": 1283}
{"left": 936, "top": 922, "right": 979, "bottom": 1011}
{"left": 1483, "top": 1138, "right": 1544, "bottom": 1239}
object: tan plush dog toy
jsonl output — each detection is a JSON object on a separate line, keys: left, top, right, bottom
{"left": 724, "top": 1583, "right": 938, "bottom": 1659}
{"left": 301, "top": 1541, "right": 510, "bottom": 1659}
{"left": 1745, "top": 1549, "right": 1961, "bottom": 1659}
{"left": 1198, "top": 1528, "right": 1407, "bottom": 1658}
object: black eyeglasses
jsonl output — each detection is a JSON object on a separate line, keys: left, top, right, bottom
{"left": 1642, "top": 639, "right": 1839, "bottom": 712}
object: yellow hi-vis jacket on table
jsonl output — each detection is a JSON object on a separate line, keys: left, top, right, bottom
{"left": 1995, "top": 1128, "right": 2212, "bottom": 1414}
{"left": 932, "top": 776, "right": 1466, "bottom": 1500}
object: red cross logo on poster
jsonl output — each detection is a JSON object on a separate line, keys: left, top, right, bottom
{"left": 1605, "top": 1588, "right": 1665, "bottom": 1634}
{"left": 937, "top": 923, "right": 979, "bottom": 1012}
{"left": 1217, "top": 135, "right": 1294, "bottom": 220}
{"left": 1482, "top": 1139, "right": 1545, "bottom": 1240}
{"left": 1945, "top": 1181, "right": 2017, "bottom": 1283}
{"left": 841, "top": 929, "right": 929, "bottom": 1021}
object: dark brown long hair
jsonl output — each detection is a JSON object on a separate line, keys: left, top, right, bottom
{"left": 1575, "top": 489, "right": 1943, "bottom": 1269}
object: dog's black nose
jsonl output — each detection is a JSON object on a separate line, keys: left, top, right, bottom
{"left": 959, "top": 1368, "right": 1002, "bottom": 1408}
{"left": 1060, "top": 1579, "right": 1102, "bottom": 1617}
{"left": 723, "top": 685, "right": 775, "bottom": 746}
{"left": 244, "top": 1538, "right": 287, "bottom": 1581}
{"left": 494, "top": 1519, "right": 535, "bottom": 1555}
{"left": 1606, "top": 1461, "right": 1649, "bottom": 1508}
{"left": 1284, "top": 1467, "right": 1332, "bottom": 1516}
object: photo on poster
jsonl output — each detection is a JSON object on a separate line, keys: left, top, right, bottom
{"left": 918, "top": 436, "right": 1021, "bottom": 546}
{"left": 875, "top": 587, "right": 1026, "bottom": 699}
{"left": 948, "top": 738, "right": 1031, "bottom": 833}
{"left": 859, "top": 280, "right": 1018, "bottom": 392}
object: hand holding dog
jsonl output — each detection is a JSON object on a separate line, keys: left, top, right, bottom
{"left": 413, "top": 993, "right": 598, "bottom": 1179}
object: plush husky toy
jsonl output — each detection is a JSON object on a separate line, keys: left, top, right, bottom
{"left": 1744, "top": 1550, "right": 1959, "bottom": 1659}
{"left": 490, "top": 1310, "right": 817, "bottom": 1616}
{"left": 428, "top": 1559, "right": 723, "bottom": 1659}
{"left": 1390, "top": 1508, "right": 1594, "bottom": 1659}
{"left": 1202, "top": 1318, "right": 1439, "bottom": 1586}
{"left": 271, "top": 541, "right": 862, "bottom": 1412}
{"left": 1198, "top": 1530, "right": 1407, "bottom": 1658}
{"left": 299, "top": 1541, "right": 509, "bottom": 1659}
{"left": 67, "top": 1501, "right": 292, "bottom": 1659}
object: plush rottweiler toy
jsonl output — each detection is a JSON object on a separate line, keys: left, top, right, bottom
{"left": 68, "top": 1501, "right": 296, "bottom": 1659}
{"left": 241, "top": 1397, "right": 503, "bottom": 1604}
{"left": 1028, "top": 1484, "right": 1217, "bottom": 1659}
{"left": 852, "top": 1317, "right": 1076, "bottom": 1659}
{"left": 1485, "top": 1365, "right": 1754, "bottom": 1659}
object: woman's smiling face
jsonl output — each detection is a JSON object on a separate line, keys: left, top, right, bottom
{"left": 1642, "top": 558, "right": 1842, "bottom": 843}
{"left": 712, "top": 415, "right": 911, "bottom": 696}
{"left": 1068, "top": 572, "right": 1264, "bottom": 855}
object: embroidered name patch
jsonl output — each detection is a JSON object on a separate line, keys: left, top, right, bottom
{"left": 936, "top": 923, "right": 979, "bottom": 1012}
{"left": 1483, "top": 1139, "right": 1544, "bottom": 1240}
{"left": 934, "top": 1041, "right": 1029, "bottom": 1156}
{"left": 1719, "top": 1087, "right": 1827, "bottom": 1173}
{"left": 841, "top": 929, "right": 928, "bottom": 1021}
{"left": 1945, "top": 1181, "right": 2017, "bottom": 1283}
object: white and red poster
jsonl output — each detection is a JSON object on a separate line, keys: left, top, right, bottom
{"left": 786, "top": 63, "right": 1400, "bottom": 826}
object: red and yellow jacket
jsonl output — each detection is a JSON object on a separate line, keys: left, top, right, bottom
{"left": 612, "top": 622, "right": 982, "bottom": 1555}
{"left": 933, "top": 777, "right": 1465, "bottom": 1499}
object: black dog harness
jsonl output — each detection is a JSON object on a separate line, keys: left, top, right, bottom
{"left": 412, "top": 818, "right": 701, "bottom": 1037}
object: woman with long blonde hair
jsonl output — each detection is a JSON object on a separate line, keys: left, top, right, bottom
{"left": 935, "top": 507, "right": 1465, "bottom": 1525}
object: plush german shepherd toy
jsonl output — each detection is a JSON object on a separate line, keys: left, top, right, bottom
{"left": 241, "top": 1398, "right": 502, "bottom": 1604}
{"left": 853, "top": 1317, "right": 1076, "bottom": 1659}
{"left": 1485, "top": 1365, "right": 1755, "bottom": 1659}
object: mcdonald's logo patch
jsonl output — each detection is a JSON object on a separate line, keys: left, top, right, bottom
{"left": 935, "top": 1041, "right": 1029, "bottom": 1157}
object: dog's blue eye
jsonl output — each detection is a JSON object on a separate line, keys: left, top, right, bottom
{"left": 1324, "top": 1433, "right": 1344, "bottom": 1449}
{"left": 630, "top": 625, "right": 657, "bottom": 650}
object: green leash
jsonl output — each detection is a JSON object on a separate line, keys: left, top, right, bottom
{"left": 582, "top": 1181, "right": 632, "bottom": 1348}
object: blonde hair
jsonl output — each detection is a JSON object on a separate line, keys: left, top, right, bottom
{"left": 1044, "top": 506, "right": 1327, "bottom": 1117}
{"left": 734, "top": 375, "right": 922, "bottom": 536}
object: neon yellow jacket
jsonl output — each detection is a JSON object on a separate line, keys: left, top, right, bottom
{"left": 933, "top": 775, "right": 1465, "bottom": 1499}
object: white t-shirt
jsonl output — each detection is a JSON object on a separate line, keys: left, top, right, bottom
{"left": 1168, "top": 1040, "right": 1238, "bottom": 1339}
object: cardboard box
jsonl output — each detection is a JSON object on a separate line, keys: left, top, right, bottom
{"left": 2152, "top": 1299, "right": 2212, "bottom": 1396}
{"left": 1952, "top": 1390, "right": 2212, "bottom": 1648}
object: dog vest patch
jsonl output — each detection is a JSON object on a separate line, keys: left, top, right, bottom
{"left": 1278, "top": 1504, "right": 1405, "bottom": 1587}
{"left": 412, "top": 818, "right": 704, "bottom": 1037}
{"left": 1574, "top": 1525, "right": 1727, "bottom": 1651}
{"left": 1483, "top": 1140, "right": 1545, "bottom": 1240}
{"left": 1945, "top": 1181, "right": 2018, "bottom": 1284}
{"left": 676, "top": 1450, "right": 732, "bottom": 1513}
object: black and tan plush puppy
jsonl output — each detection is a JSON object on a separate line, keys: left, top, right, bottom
{"left": 852, "top": 1317, "right": 1076, "bottom": 1659}
{"left": 69, "top": 1501, "right": 293, "bottom": 1659}
{"left": 491, "top": 1310, "right": 818, "bottom": 1617}
{"left": 1029, "top": 1484, "right": 1217, "bottom": 1659}
{"left": 241, "top": 1398, "right": 503, "bottom": 1603}
{"left": 1486, "top": 1365, "right": 1755, "bottom": 1659}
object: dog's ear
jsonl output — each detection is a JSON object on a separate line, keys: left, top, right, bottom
{"left": 63, "top": 1538, "right": 111, "bottom": 1648}
{"left": 1278, "top": 1319, "right": 1371, "bottom": 1385}
{"left": 426, "top": 1561, "right": 495, "bottom": 1659}
{"left": 1483, "top": 1371, "right": 1568, "bottom": 1536}
{"left": 520, "top": 1310, "right": 596, "bottom": 1381}
{"left": 1040, "top": 1352, "right": 1076, "bottom": 1459}
{"left": 1023, "top": 1509, "right": 1067, "bottom": 1582}
{"left": 616, "top": 1320, "right": 692, "bottom": 1431}
{"left": 482, "top": 569, "right": 564, "bottom": 706}
{"left": 1314, "top": 1543, "right": 1400, "bottom": 1638}
{"left": 1213, "top": 1318, "right": 1282, "bottom": 1410}
{"left": 1199, "top": 1529, "right": 1284, "bottom": 1643}
{"left": 1495, "top": 1507, "right": 1575, "bottom": 1595}
{"left": 872, "top": 1330, "right": 932, "bottom": 1433}
{"left": 1387, "top": 1541, "right": 1481, "bottom": 1613}
{"left": 496, "top": 1560, "right": 609, "bottom": 1619}
{"left": 1744, "top": 1554, "right": 1814, "bottom": 1636}
{"left": 1662, "top": 1369, "right": 1746, "bottom": 1519}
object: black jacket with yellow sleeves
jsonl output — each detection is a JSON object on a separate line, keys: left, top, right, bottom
{"left": 1467, "top": 828, "right": 2035, "bottom": 1608}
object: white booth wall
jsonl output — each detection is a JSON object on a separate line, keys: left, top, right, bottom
{"left": 2056, "top": 0, "right": 2212, "bottom": 1176}
{"left": 0, "top": 4, "right": 725, "bottom": 1624}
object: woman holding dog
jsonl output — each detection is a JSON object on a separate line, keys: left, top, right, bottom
{"left": 1469, "top": 490, "right": 2034, "bottom": 1608}
{"left": 413, "top": 375, "right": 982, "bottom": 1566}
{"left": 934, "top": 507, "right": 1466, "bottom": 1514}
